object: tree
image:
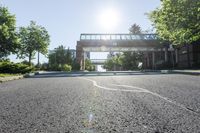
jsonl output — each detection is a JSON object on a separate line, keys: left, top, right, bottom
{"left": 124, "top": 23, "right": 144, "bottom": 70}
{"left": 18, "top": 21, "right": 50, "bottom": 66}
{"left": 103, "top": 58, "right": 115, "bottom": 71}
{"left": 104, "top": 53, "right": 123, "bottom": 71}
{"left": 122, "top": 51, "right": 143, "bottom": 70}
{"left": 149, "top": 0, "right": 200, "bottom": 45}
{"left": 85, "top": 59, "right": 94, "bottom": 71}
{"left": 129, "top": 23, "right": 142, "bottom": 34}
{"left": 0, "top": 6, "right": 20, "bottom": 59}
{"left": 48, "top": 45, "right": 73, "bottom": 70}
{"left": 66, "top": 47, "right": 72, "bottom": 65}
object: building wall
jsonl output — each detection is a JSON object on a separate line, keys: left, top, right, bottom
{"left": 142, "top": 43, "right": 200, "bottom": 69}
{"left": 178, "top": 43, "right": 200, "bottom": 68}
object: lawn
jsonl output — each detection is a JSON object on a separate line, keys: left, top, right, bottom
{"left": 0, "top": 73, "right": 21, "bottom": 77}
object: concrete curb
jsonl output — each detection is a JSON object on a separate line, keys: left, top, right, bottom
{"left": 23, "top": 73, "right": 35, "bottom": 78}
{"left": 144, "top": 70, "right": 200, "bottom": 76}
{"left": 171, "top": 70, "right": 200, "bottom": 76}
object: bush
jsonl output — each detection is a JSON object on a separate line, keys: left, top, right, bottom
{"left": 62, "top": 64, "right": 72, "bottom": 72}
{"left": 40, "top": 63, "right": 48, "bottom": 71}
{"left": 0, "top": 61, "right": 34, "bottom": 74}
{"left": 72, "top": 61, "right": 80, "bottom": 71}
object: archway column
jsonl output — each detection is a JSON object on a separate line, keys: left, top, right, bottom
{"left": 164, "top": 47, "right": 168, "bottom": 62}
{"left": 152, "top": 51, "right": 155, "bottom": 69}
{"left": 83, "top": 52, "right": 85, "bottom": 70}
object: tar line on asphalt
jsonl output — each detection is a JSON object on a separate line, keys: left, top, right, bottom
{"left": 80, "top": 77, "right": 200, "bottom": 117}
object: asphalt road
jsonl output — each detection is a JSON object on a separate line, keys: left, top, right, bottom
{"left": 0, "top": 72, "right": 200, "bottom": 133}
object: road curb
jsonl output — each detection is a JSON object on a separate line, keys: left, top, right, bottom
{"left": 171, "top": 71, "right": 200, "bottom": 76}
{"left": 23, "top": 73, "right": 35, "bottom": 78}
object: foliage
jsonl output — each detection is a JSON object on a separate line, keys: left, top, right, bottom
{"left": 104, "top": 52, "right": 144, "bottom": 71}
{"left": 85, "top": 59, "right": 95, "bottom": 71}
{"left": 104, "top": 58, "right": 115, "bottom": 71}
{"left": 40, "top": 63, "right": 48, "bottom": 70}
{"left": 18, "top": 21, "right": 50, "bottom": 65}
{"left": 72, "top": 59, "right": 80, "bottom": 70}
{"left": 149, "top": 0, "right": 200, "bottom": 45}
{"left": 48, "top": 45, "right": 74, "bottom": 71}
{"left": 62, "top": 64, "right": 72, "bottom": 72}
{"left": 0, "top": 73, "right": 21, "bottom": 77}
{"left": 129, "top": 23, "right": 142, "bottom": 34}
{"left": 0, "top": 61, "right": 34, "bottom": 74}
{"left": 0, "top": 6, "right": 20, "bottom": 58}
{"left": 104, "top": 53, "right": 123, "bottom": 71}
{"left": 112, "top": 23, "right": 144, "bottom": 70}
{"left": 122, "top": 52, "right": 144, "bottom": 70}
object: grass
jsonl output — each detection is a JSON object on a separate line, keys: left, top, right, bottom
{"left": 0, "top": 73, "right": 21, "bottom": 77}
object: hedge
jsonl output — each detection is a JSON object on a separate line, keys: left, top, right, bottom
{"left": 0, "top": 61, "right": 34, "bottom": 74}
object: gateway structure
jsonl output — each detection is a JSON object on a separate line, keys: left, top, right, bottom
{"left": 76, "top": 33, "right": 174, "bottom": 70}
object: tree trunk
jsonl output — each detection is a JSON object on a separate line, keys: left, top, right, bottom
{"left": 29, "top": 52, "right": 32, "bottom": 66}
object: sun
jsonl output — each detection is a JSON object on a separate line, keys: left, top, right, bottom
{"left": 98, "top": 8, "right": 120, "bottom": 32}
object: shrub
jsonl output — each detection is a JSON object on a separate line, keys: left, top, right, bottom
{"left": 0, "top": 61, "right": 34, "bottom": 74}
{"left": 62, "top": 64, "right": 72, "bottom": 72}
{"left": 72, "top": 61, "right": 80, "bottom": 71}
{"left": 40, "top": 63, "right": 48, "bottom": 71}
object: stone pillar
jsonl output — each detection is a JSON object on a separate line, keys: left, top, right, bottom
{"left": 147, "top": 53, "right": 150, "bottom": 68}
{"left": 80, "top": 59, "right": 83, "bottom": 70}
{"left": 152, "top": 51, "right": 155, "bottom": 69}
{"left": 164, "top": 47, "right": 168, "bottom": 62}
{"left": 82, "top": 52, "right": 85, "bottom": 70}
{"left": 175, "top": 49, "right": 178, "bottom": 64}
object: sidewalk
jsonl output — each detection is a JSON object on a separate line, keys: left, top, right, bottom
{"left": 0, "top": 75, "right": 24, "bottom": 83}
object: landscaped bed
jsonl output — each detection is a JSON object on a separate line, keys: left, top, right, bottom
{"left": 0, "top": 73, "right": 22, "bottom": 77}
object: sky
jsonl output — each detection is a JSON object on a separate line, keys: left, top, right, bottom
{"left": 0, "top": 0, "right": 161, "bottom": 63}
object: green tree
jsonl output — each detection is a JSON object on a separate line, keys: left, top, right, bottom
{"left": 0, "top": 6, "right": 20, "bottom": 59}
{"left": 104, "top": 53, "right": 123, "bottom": 71}
{"left": 18, "top": 21, "right": 50, "bottom": 66}
{"left": 122, "top": 23, "right": 144, "bottom": 70}
{"left": 85, "top": 59, "right": 94, "bottom": 71}
{"left": 66, "top": 47, "right": 72, "bottom": 65}
{"left": 103, "top": 58, "right": 115, "bottom": 71}
{"left": 129, "top": 23, "right": 142, "bottom": 34}
{"left": 48, "top": 45, "right": 73, "bottom": 70}
{"left": 149, "top": 0, "right": 200, "bottom": 45}
{"left": 122, "top": 52, "right": 143, "bottom": 70}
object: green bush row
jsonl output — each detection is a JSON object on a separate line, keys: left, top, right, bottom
{"left": 48, "top": 64, "right": 72, "bottom": 72}
{"left": 0, "top": 61, "right": 34, "bottom": 74}
{"left": 62, "top": 64, "right": 72, "bottom": 71}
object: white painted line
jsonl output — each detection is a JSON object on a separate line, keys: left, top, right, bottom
{"left": 80, "top": 77, "right": 200, "bottom": 116}
{"left": 81, "top": 77, "right": 147, "bottom": 93}
{"left": 111, "top": 84, "right": 200, "bottom": 115}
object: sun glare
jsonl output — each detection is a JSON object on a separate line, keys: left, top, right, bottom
{"left": 98, "top": 8, "right": 120, "bottom": 32}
